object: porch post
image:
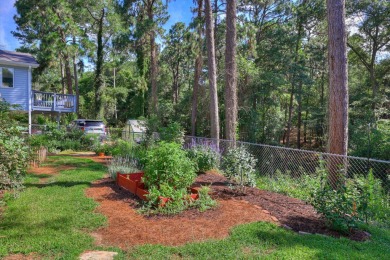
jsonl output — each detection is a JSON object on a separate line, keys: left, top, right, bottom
{"left": 28, "top": 66, "right": 32, "bottom": 135}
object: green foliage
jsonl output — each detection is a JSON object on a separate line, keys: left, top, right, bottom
{"left": 144, "top": 142, "right": 196, "bottom": 194}
{"left": 352, "top": 170, "right": 390, "bottom": 226}
{"left": 222, "top": 147, "right": 257, "bottom": 190}
{"left": 29, "top": 122, "right": 87, "bottom": 153}
{"left": 350, "top": 120, "right": 390, "bottom": 160}
{"left": 311, "top": 180, "right": 359, "bottom": 234}
{"left": 187, "top": 145, "right": 220, "bottom": 172}
{"left": 311, "top": 161, "right": 390, "bottom": 233}
{"left": 192, "top": 186, "right": 218, "bottom": 212}
{"left": 0, "top": 120, "right": 30, "bottom": 192}
{"left": 109, "top": 139, "right": 134, "bottom": 156}
{"left": 257, "top": 171, "right": 322, "bottom": 202}
{"left": 143, "top": 185, "right": 188, "bottom": 215}
{"left": 159, "top": 122, "right": 185, "bottom": 144}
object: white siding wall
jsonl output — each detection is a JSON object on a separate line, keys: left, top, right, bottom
{"left": 0, "top": 66, "right": 29, "bottom": 111}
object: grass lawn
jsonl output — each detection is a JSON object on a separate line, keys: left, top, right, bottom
{"left": 0, "top": 156, "right": 109, "bottom": 259}
{"left": 0, "top": 156, "right": 389, "bottom": 259}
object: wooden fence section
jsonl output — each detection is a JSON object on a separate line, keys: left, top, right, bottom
{"left": 30, "top": 146, "right": 48, "bottom": 167}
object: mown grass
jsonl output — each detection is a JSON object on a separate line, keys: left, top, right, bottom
{"left": 0, "top": 156, "right": 108, "bottom": 259}
{"left": 126, "top": 222, "right": 390, "bottom": 260}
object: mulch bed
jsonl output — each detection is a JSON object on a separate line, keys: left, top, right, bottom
{"left": 85, "top": 168, "right": 369, "bottom": 248}
{"left": 86, "top": 177, "right": 276, "bottom": 248}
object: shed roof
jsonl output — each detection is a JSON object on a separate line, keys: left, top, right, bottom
{"left": 0, "top": 49, "right": 39, "bottom": 68}
{"left": 126, "top": 120, "right": 146, "bottom": 133}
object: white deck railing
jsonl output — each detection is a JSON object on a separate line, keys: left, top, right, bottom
{"left": 32, "top": 90, "right": 76, "bottom": 112}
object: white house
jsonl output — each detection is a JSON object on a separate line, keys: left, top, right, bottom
{"left": 0, "top": 50, "right": 76, "bottom": 133}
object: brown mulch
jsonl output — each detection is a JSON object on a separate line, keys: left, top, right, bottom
{"left": 86, "top": 177, "right": 276, "bottom": 248}
{"left": 86, "top": 165, "right": 370, "bottom": 247}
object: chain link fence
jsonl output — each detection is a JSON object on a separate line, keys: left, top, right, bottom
{"left": 184, "top": 136, "right": 390, "bottom": 194}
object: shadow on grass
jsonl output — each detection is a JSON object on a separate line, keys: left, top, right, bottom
{"left": 24, "top": 181, "right": 93, "bottom": 188}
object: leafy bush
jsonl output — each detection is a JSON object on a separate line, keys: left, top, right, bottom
{"left": 110, "top": 139, "right": 133, "bottom": 156}
{"left": 192, "top": 186, "right": 218, "bottom": 212}
{"left": 187, "top": 145, "right": 220, "bottom": 172}
{"left": 159, "top": 122, "right": 184, "bottom": 144}
{"left": 0, "top": 119, "right": 30, "bottom": 192}
{"left": 353, "top": 171, "right": 390, "bottom": 226}
{"left": 29, "top": 125, "right": 87, "bottom": 153}
{"left": 144, "top": 142, "right": 196, "bottom": 195}
{"left": 311, "top": 179, "right": 359, "bottom": 234}
{"left": 222, "top": 146, "right": 257, "bottom": 190}
{"left": 311, "top": 164, "right": 390, "bottom": 233}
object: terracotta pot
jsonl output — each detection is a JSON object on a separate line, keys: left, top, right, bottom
{"left": 158, "top": 196, "right": 170, "bottom": 207}
{"left": 190, "top": 187, "right": 200, "bottom": 194}
{"left": 190, "top": 193, "right": 199, "bottom": 200}
{"left": 98, "top": 152, "right": 105, "bottom": 157}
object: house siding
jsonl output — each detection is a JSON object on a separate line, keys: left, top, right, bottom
{"left": 0, "top": 66, "right": 29, "bottom": 111}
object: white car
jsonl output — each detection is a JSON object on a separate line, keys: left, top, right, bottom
{"left": 70, "top": 119, "right": 107, "bottom": 139}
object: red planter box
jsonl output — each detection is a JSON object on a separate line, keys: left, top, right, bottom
{"left": 136, "top": 187, "right": 149, "bottom": 201}
{"left": 127, "top": 172, "right": 144, "bottom": 182}
{"left": 116, "top": 173, "right": 138, "bottom": 194}
{"left": 116, "top": 172, "right": 199, "bottom": 204}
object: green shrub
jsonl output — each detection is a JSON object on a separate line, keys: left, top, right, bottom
{"left": 192, "top": 186, "right": 218, "bottom": 212}
{"left": 159, "top": 122, "right": 184, "bottom": 144}
{"left": 310, "top": 162, "right": 360, "bottom": 234}
{"left": 187, "top": 145, "right": 220, "bottom": 172}
{"left": 144, "top": 142, "right": 196, "bottom": 194}
{"left": 222, "top": 146, "right": 257, "bottom": 190}
{"left": 0, "top": 120, "right": 30, "bottom": 192}
{"left": 110, "top": 139, "right": 133, "bottom": 156}
{"left": 353, "top": 170, "right": 390, "bottom": 226}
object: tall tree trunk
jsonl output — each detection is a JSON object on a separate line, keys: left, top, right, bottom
{"left": 285, "top": 85, "right": 294, "bottom": 147}
{"left": 94, "top": 8, "right": 105, "bottom": 119}
{"left": 205, "top": 0, "right": 220, "bottom": 140}
{"left": 73, "top": 37, "right": 79, "bottom": 115}
{"left": 297, "top": 83, "right": 302, "bottom": 149}
{"left": 191, "top": 0, "right": 203, "bottom": 137}
{"left": 224, "top": 0, "right": 237, "bottom": 142}
{"left": 303, "top": 97, "right": 309, "bottom": 144}
{"left": 60, "top": 59, "right": 65, "bottom": 94}
{"left": 327, "top": 0, "right": 349, "bottom": 189}
{"left": 148, "top": 2, "right": 158, "bottom": 115}
{"left": 191, "top": 19, "right": 203, "bottom": 136}
{"left": 286, "top": 0, "right": 306, "bottom": 147}
{"left": 63, "top": 54, "right": 73, "bottom": 94}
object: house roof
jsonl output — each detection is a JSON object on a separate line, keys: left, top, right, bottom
{"left": 0, "top": 49, "right": 39, "bottom": 68}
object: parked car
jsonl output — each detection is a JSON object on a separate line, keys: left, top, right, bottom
{"left": 70, "top": 119, "right": 107, "bottom": 140}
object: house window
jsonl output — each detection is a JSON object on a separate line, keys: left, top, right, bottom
{"left": 1, "top": 67, "right": 14, "bottom": 88}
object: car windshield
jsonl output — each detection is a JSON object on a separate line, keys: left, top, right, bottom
{"left": 84, "top": 121, "right": 104, "bottom": 127}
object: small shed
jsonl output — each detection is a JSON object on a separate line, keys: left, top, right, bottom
{"left": 122, "top": 120, "right": 146, "bottom": 143}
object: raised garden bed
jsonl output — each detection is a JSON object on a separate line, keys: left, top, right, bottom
{"left": 116, "top": 172, "right": 199, "bottom": 203}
